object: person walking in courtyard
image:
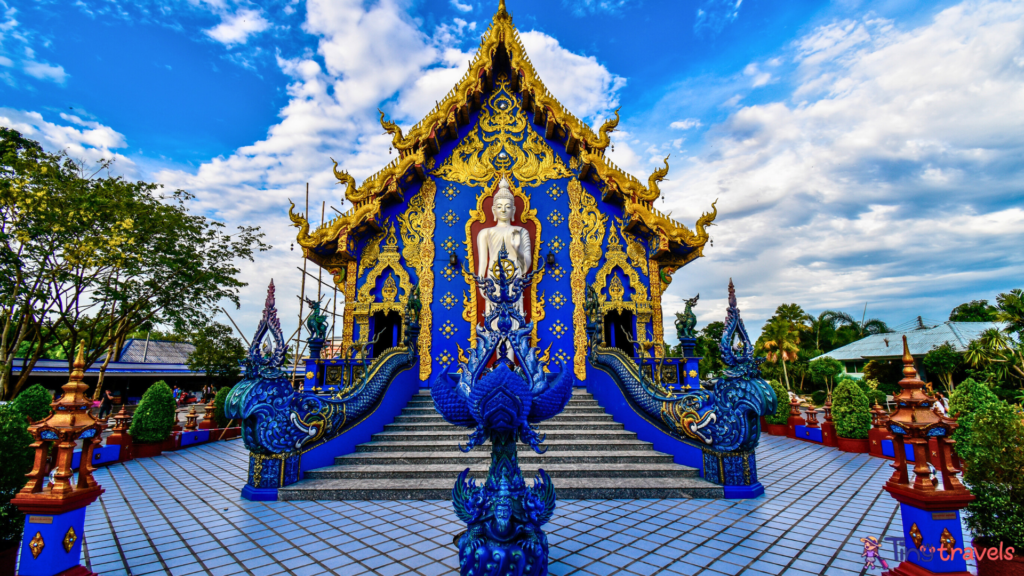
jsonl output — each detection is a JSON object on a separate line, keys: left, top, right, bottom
{"left": 98, "top": 388, "right": 115, "bottom": 421}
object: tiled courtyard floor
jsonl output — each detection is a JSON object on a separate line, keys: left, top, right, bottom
{"left": 73, "top": 434, "right": 977, "bottom": 576}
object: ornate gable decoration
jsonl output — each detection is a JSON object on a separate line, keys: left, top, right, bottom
{"left": 291, "top": 0, "right": 717, "bottom": 266}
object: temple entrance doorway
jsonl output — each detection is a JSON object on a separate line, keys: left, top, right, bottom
{"left": 604, "top": 310, "right": 635, "bottom": 357}
{"left": 370, "top": 311, "right": 402, "bottom": 356}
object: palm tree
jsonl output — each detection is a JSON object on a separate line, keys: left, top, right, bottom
{"left": 761, "top": 318, "right": 801, "bottom": 390}
{"left": 808, "top": 310, "right": 848, "bottom": 351}
{"left": 996, "top": 288, "right": 1024, "bottom": 337}
{"left": 825, "top": 309, "right": 891, "bottom": 340}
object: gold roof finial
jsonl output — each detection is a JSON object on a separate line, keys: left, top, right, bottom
{"left": 495, "top": 0, "right": 511, "bottom": 21}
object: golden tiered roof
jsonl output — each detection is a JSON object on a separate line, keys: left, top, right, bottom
{"left": 291, "top": 0, "right": 716, "bottom": 267}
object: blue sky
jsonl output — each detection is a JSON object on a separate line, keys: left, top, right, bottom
{"left": 3, "top": 0, "right": 1023, "bottom": 342}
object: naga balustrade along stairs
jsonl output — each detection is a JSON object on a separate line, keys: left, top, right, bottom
{"left": 278, "top": 388, "right": 724, "bottom": 500}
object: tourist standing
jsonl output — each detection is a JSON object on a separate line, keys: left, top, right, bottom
{"left": 98, "top": 389, "right": 114, "bottom": 421}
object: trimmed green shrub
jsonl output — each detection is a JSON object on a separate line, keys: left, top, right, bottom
{"left": 811, "top": 390, "right": 827, "bottom": 406}
{"left": 0, "top": 403, "right": 34, "bottom": 546}
{"left": 765, "top": 380, "right": 790, "bottom": 425}
{"left": 12, "top": 384, "right": 53, "bottom": 422}
{"left": 957, "top": 399, "right": 1024, "bottom": 549}
{"left": 948, "top": 378, "right": 998, "bottom": 446}
{"left": 213, "top": 386, "right": 232, "bottom": 428}
{"left": 857, "top": 380, "right": 888, "bottom": 407}
{"left": 833, "top": 379, "right": 871, "bottom": 439}
{"left": 128, "top": 381, "right": 177, "bottom": 443}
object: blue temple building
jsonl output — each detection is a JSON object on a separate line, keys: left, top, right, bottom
{"left": 229, "top": 1, "right": 774, "bottom": 503}
{"left": 289, "top": 2, "right": 716, "bottom": 391}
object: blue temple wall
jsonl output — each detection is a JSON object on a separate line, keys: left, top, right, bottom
{"left": 350, "top": 67, "right": 654, "bottom": 387}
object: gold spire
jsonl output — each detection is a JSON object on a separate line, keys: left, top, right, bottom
{"left": 496, "top": 0, "right": 510, "bottom": 20}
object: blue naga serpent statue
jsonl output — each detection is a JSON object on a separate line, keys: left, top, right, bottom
{"left": 224, "top": 280, "right": 418, "bottom": 478}
{"left": 589, "top": 279, "right": 775, "bottom": 454}
{"left": 431, "top": 245, "right": 573, "bottom": 576}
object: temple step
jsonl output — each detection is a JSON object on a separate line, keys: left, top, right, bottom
{"left": 332, "top": 449, "right": 674, "bottom": 466}
{"left": 369, "top": 429, "right": 638, "bottom": 442}
{"left": 303, "top": 462, "right": 700, "bottom": 480}
{"left": 383, "top": 420, "right": 626, "bottom": 432}
{"left": 281, "top": 388, "right": 724, "bottom": 500}
{"left": 393, "top": 412, "right": 618, "bottom": 423}
{"left": 278, "top": 476, "right": 724, "bottom": 501}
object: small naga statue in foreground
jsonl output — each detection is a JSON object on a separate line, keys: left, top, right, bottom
{"left": 432, "top": 244, "right": 573, "bottom": 576}
{"left": 675, "top": 294, "right": 699, "bottom": 340}
{"left": 304, "top": 296, "right": 329, "bottom": 340}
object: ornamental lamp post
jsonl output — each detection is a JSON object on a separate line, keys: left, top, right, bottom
{"left": 11, "top": 342, "right": 103, "bottom": 576}
{"left": 882, "top": 335, "right": 972, "bottom": 576}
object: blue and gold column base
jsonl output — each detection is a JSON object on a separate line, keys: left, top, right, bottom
{"left": 19, "top": 507, "right": 96, "bottom": 576}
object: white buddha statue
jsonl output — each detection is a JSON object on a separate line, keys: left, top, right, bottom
{"left": 475, "top": 176, "right": 532, "bottom": 324}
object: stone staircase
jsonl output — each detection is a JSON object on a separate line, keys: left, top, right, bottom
{"left": 278, "top": 388, "right": 724, "bottom": 500}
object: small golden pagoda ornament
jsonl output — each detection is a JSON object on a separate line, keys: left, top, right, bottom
{"left": 11, "top": 342, "right": 103, "bottom": 576}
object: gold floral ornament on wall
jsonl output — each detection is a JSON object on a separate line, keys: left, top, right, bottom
{"left": 547, "top": 184, "right": 563, "bottom": 200}
{"left": 437, "top": 350, "right": 453, "bottom": 367}
{"left": 549, "top": 236, "right": 565, "bottom": 253}
{"left": 431, "top": 79, "right": 572, "bottom": 188}
{"left": 550, "top": 292, "right": 567, "bottom": 309}
{"left": 547, "top": 210, "right": 565, "bottom": 226}
{"left": 442, "top": 184, "right": 460, "bottom": 201}
{"left": 550, "top": 320, "right": 568, "bottom": 338}
{"left": 441, "top": 292, "right": 457, "bottom": 310}
{"left": 443, "top": 210, "right": 460, "bottom": 227}
{"left": 549, "top": 263, "right": 565, "bottom": 281}
{"left": 440, "top": 320, "right": 458, "bottom": 339}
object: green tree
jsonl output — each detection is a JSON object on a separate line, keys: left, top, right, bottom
{"left": 0, "top": 129, "right": 269, "bottom": 400}
{"left": 922, "top": 342, "right": 961, "bottom": 392}
{"left": 863, "top": 359, "right": 903, "bottom": 390}
{"left": 694, "top": 321, "right": 725, "bottom": 376}
{"left": 187, "top": 322, "right": 245, "bottom": 386}
{"left": 963, "top": 328, "right": 1024, "bottom": 388}
{"left": 759, "top": 318, "right": 801, "bottom": 390}
{"left": 832, "top": 379, "right": 871, "bottom": 439}
{"left": 11, "top": 383, "right": 52, "bottom": 422}
{"left": 996, "top": 288, "right": 1024, "bottom": 338}
{"left": 809, "top": 356, "right": 844, "bottom": 394}
{"left": 765, "top": 380, "right": 790, "bottom": 425}
{"left": 0, "top": 403, "right": 34, "bottom": 546}
{"left": 766, "top": 304, "right": 811, "bottom": 331}
{"left": 128, "top": 381, "right": 177, "bottom": 443}
{"left": 956, "top": 399, "right": 1024, "bottom": 549}
{"left": 213, "top": 386, "right": 233, "bottom": 428}
{"left": 947, "top": 377, "right": 998, "bottom": 445}
{"left": 807, "top": 310, "right": 848, "bottom": 352}
{"left": 949, "top": 300, "right": 998, "bottom": 322}
{"left": 819, "top": 309, "right": 891, "bottom": 348}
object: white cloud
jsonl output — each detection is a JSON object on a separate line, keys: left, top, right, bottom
{"left": 204, "top": 8, "right": 270, "bottom": 47}
{"left": 23, "top": 60, "right": 66, "bottom": 83}
{"left": 742, "top": 62, "right": 772, "bottom": 87}
{"left": 660, "top": 0, "right": 1024, "bottom": 340}
{"left": 561, "top": 0, "right": 633, "bottom": 16}
{"left": 519, "top": 31, "right": 626, "bottom": 125}
{"left": 694, "top": 0, "right": 744, "bottom": 37}
{"left": 450, "top": 0, "right": 473, "bottom": 13}
{"left": 670, "top": 118, "right": 702, "bottom": 130}
{"left": 0, "top": 108, "right": 134, "bottom": 171}
{"left": 149, "top": 0, "right": 625, "bottom": 337}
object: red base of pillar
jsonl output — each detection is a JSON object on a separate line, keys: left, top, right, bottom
{"left": 821, "top": 422, "right": 838, "bottom": 447}
{"left": 869, "top": 428, "right": 891, "bottom": 457}
{"left": 883, "top": 561, "right": 972, "bottom": 576}
{"left": 787, "top": 416, "right": 804, "bottom": 438}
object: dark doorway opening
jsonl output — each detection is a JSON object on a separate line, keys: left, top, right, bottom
{"left": 370, "top": 311, "right": 402, "bottom": 356}
{"left": 603, "top": 310, "right": 635, "bottom": 357}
